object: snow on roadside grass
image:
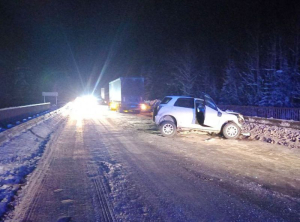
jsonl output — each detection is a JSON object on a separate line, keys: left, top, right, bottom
{"left": 243, "top": 121, "right": 300, "bottom": 149}
{"left": 0, "top": 113, "right": 67, "bottom": 219}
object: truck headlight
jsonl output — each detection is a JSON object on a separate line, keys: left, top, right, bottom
{"left": 140, "top": 104, "right": 147, "bottom": 110}
{"left": 110, "top": 102, "right": 117, "bottom": 110}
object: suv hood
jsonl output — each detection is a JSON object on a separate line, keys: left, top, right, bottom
{"left": 224, "top": 110, "right": 240, "bottom": 115}
{"left": 223, "top": 109, "right": 245, "bottom": 124}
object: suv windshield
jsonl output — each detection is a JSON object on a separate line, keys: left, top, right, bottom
{"left": 204, "top": 96, "right": 218, "bottom": 111}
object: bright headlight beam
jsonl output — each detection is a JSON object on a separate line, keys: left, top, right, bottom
{"left": 141, "top": 104, "right": 147, "bottom": 111}
{"left": 74, "top": 95, "right": 98, "bottom": 107}
{"left": 71, "top": 95, "right": 100, "bottom": 121}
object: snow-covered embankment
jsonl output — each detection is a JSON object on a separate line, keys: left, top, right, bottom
{"left": 243, "top": 117, "right": 300, "bottom": 149}
{"left": 0, "top": 106, "right": 70, "bottom": 218}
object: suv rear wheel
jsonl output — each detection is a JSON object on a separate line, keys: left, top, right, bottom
{"left": 222, "top": 122, "right": 241, "bottom": 139}
{"left": 159, "top": 121, "right": 177, "bottom": 137}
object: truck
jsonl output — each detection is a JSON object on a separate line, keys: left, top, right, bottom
{"left": 109, "top": 77, "right": 145, "bottom": 113}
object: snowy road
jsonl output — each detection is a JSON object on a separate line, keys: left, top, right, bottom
{"left": 3, "top": 105, "right": 300, "bottom": 221}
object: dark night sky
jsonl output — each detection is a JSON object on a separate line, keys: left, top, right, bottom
{"left": 0, "top": 0, "right": 299, "bottom": 102}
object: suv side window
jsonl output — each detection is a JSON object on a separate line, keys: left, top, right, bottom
{"left": 174, "top": 98, "right": 194, "bottom": 108}
{"left": 161, "top": 97, "right": 172, "bottom": 104}
{"left": 204, "top": 96, "right": 218, "bottom": 111}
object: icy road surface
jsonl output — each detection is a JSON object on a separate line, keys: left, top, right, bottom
{"left": 3, "top": 105, "right": 300, "bottom": 221}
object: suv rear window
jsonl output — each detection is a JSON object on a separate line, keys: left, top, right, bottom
{"left": 161, "top": 97, "right": 172, "bottom": 104}
{"left": 174, "top": 98, "right": 194, "bottom": 108}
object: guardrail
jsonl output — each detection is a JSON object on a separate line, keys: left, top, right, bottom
{"left": 0, "top": 103, "right": 51, "bottom": 127}
{"left": 218, "top": 105, "right": 300, "bottom": 121}
{"left": 0, "top": 106, "right": 67, "bottom": 145}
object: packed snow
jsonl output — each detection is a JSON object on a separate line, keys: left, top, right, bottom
{"left": 0, "top": 104, "right": 299, "bottom": 220}
{"left": 0, "top": 109, "right": 68, "bottom": 218}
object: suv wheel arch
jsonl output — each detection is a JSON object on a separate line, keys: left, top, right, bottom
{"left": 160, "top": 115, "right": 177, "bottom": 126}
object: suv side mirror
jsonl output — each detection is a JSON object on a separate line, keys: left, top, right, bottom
{"left": 218, "top": 111, "right": 222, "bottom": 117}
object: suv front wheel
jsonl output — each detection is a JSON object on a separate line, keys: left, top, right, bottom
{"left": 159, "top": 121, "right": 177, "bottom": 137}
{"left": 222, "top": 122, "right": 241, "bottom": 139}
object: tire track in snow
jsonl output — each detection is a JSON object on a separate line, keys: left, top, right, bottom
{"left": 86, "top": 163, "right": 115, "bottom": 222}
{"left": 90, "top": 117, "right": 164, "bottom": 221}
{"left": 95, "top": 114, "right": 294, "bottom": 221}
{"left": 10, "top": 114, "right": 117, "bottom": 221}
{"left": 84, "top": 120, "right": 115, "bottom": 222}
{"left": 9, "top": 117, "right": 67, "bottom": 221}
{"left": 10, "top": 117, "right": 94, "bottom": 221}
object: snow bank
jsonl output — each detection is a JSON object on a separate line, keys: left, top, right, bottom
{"left": 243, "top": 121, "right": 300, "bottom": 149}
{"left": 0, "top": 108, "right": 68, "bottom": 219}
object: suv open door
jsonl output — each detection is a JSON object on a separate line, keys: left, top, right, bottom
{"left": 203, "top": 95, "right": 220, "bottom": 128}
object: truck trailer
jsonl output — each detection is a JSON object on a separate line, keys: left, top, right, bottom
{"left": 109, "top": 77, "right": 145, "bottom": 113}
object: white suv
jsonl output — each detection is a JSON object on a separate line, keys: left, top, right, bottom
{"left": 153, "top": 94, "right": 245, "bottom": 139}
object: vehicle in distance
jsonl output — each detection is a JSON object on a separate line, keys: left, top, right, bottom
{"left": 153, "top": 94, "right": 245, "bottom": 139}
{"left": 109, "top": 77, "right": 145, "bottom": 113}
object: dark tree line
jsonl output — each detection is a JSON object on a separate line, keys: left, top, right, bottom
{"left": 143, "top": 9, "right": 300, "bottom": 108}
{"left": 1, "top": 0, "right": 299, "bottom": 109}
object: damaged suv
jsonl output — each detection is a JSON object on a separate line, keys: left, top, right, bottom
{"left": 153, "top": 94, "right": 245, "bottom": 139}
